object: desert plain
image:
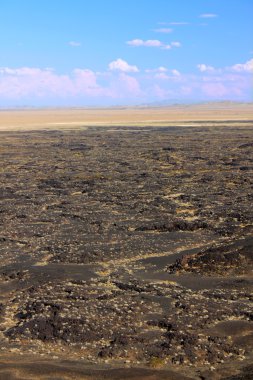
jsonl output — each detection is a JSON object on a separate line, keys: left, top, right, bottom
{"left": 0, "top": 103, "right": 253, "bottom": 380}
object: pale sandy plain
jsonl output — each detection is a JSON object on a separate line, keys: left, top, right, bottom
{"left": 0, "top": 102, "right": 252, "bottom": 131}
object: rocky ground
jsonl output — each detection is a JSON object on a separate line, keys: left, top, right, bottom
{"left": 0, "top": 122, "right": 252, "bottom": 379}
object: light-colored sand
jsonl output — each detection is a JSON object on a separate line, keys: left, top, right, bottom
{"left": 0, "top": 103, "right": 252, "bottom": 130}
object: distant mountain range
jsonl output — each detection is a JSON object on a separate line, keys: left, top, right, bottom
{"left": 0, "top": 100, "right": 252, "bottom": 111}
{"left": 136, "top": 100, "right": 253, "bottom": 108}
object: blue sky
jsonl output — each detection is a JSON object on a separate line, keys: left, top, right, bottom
{"left": 0, "top": 0, "right": 252, "bottom": 106}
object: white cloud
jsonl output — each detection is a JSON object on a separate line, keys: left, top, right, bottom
{"left": 72, "top": 69, "right": 101, "bottom": 91}
{"left": 199, "top": 13, "right": 218, "bottom": 18}
{"left": 197, "top": 60, "right": 253, "bottom": 75}
{"left": 171, "top": 41, "right": 181, "bottom": 47}
{"left": 0, "top": 67, "right": 54, "bottom": 76}
{"left": 144, "top": 40, "right": 163, "bottom": 47}
{"left": 68, "top": 41, "right": 81, "bottom": 47}
{"left": 230, "top": 59, "right": 253, "bottom": 73}
{"left": 0, "top": 65, "right": 144, "bottom": 103}
{"left": 127, "top": 39, "right": 181, "bottom": 50}
{"left": 172, "top": 69, "right": 181, "bottom": 77}
{"left": 108, "top": 58, "right": 139, "bottom": 73}
{"left": 145, "top": 66, "right": 168, "bottom": 73}
{"left": 197, "top": 64, "right": 215, "bottom": 73}
{"left": 163, "top": 45, "right": 171, "bottom": 50}
{"left": 152, "top": 84, "right": 173, "bottom": 98}
{"left": 169, "top": 22, "right": 189, "bottom": 25}
{"left": 126, "top": 39, "right": 144, "bottom": 47}
{"left": 127, "top": 39, "right": 163, "bottom": 47}
{"left": 155, "top": 73, "right": 170, "bottom": 80}
{"left": 116, "top": 73, "right": 142, "bottom": 96}
{"left": 202, "top": 83, "right": 227, "bottom": 97}
{"left": 158, "top": 21, "right": 189, "bottom": 26}
{"left": 150, "top": 69, "right": 251, "bottom": 101}
{"left": 158, "top": 66, "right": 168, "bottom": 72}
{"left": 154, "top": 69, "right": 181, "bottom": 79}
{"left": 0, "top": 59, "right": 251, "bottom": 106}
{"left": 153, "top": 28, "right": 173, "bottom": 33}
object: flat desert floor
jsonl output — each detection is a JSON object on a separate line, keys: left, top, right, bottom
{"left": 0, "top": 104, "right": 253, "bottom": 380}
{"left": 0, "top": 103, "right": 252, "bottom": 130}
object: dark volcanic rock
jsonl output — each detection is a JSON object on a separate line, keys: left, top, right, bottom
{"left": 0, "top": 123, "right": 253, "bottom": 377}
{"left": 167, "top": 236, "right": 253, "bottom": 275}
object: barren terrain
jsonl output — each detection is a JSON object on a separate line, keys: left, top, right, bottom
{"left": 0, "top": 104, "right": 253, "bottom": 379}
{"left": 0, "top": 103, "right": 252, "bottom": 130}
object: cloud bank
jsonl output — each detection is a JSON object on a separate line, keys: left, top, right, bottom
{"left": 230, "top": 59, "right": 253, "bottom": 73}
{"left": 0, "top": 58, "right": 252, "bottom": 106}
